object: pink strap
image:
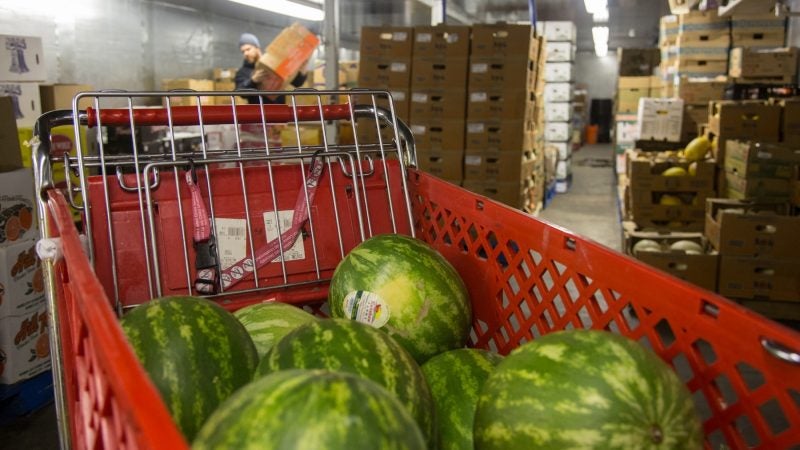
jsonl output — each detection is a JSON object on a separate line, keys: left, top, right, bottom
{"left": 186, "top": 170, "right": 217, "bottom": 294}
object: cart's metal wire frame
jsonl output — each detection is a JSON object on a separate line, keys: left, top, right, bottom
{"left": 32, "top": 89, "right": 416, "bottom": 449}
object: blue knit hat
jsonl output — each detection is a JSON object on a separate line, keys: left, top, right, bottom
{"left": 239, "top": 33, "right": 260, "bottom": 48}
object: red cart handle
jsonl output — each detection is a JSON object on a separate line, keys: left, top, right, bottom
{"left": 85, "top": 104, "right": 354, "bottom": 128}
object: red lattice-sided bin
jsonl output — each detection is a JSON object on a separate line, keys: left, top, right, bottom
{"left": 32, "top": 90, "right": 800, "bottom": 450}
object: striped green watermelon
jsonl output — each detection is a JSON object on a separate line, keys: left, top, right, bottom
{"left": 422, "top": 348, "right": 504, "bottom": 450}
{"left": 233, "top": 302, "right": 317, "bottom": 359}
{"left": 474, "top": 330, "right": 703, "bottom": 449}
{"left": 328, "top": 234, "right": 472, "bottom": 363}
{"left": 256, "top": 318, "right": 435, "bottom": 446}
{"left": 121, "top": 296, "right": 258, "bottom": 441}
{"left": 192, "top": 369, "right": 426, "bottom": 450}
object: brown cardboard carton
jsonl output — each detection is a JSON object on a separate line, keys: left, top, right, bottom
{"left": 673, "top": 58, "right": 729, "bottom": 77}
{"left": 409, "top": 89, "right": 467, "bottom": 121}
{"left": 0, "top": 97, "right": 22, "bottom": 171}
{"left": 705, "top": 198, "right": 800, "bottom": 258}
{"left": 616, "top": 87, "right": 649, "bottom": 114}
{"left": 736, "top": 300, "right": 800, "bottom": 321}
{"left": 675, "top": 78, "right": 727, "bottom": 105}
{"left": 357, "top": 59, "right": 411, "bottom": 90}
{"left": 468, "top": 57, "right": 532, "bottom": 92}
{"left": 626, "top": 230, "right": 719, "bottom": 291}
{"left": 213, "top": 67, "right": 239, "bottom": 82}
{"left": 161, "top": 79, "right": 215, "bottom": 106}
{"left": 39, "top": 84, "right": 93, "bottom": 112}
{"left": 718, "top": 256, "right": 800, "bottom": 302}
{"left": 709, "top": 101, "right": 781, "bottom": 142}
{"left": 0, "top": 169, "right": 37, "bottom": 246}
{"left": 416, "top": 148, "right": 464, "bottom": 182}
{"left": 257, "top": 23, "right": 319, "bottom": 84}
{"left": 412, "top": 25, "right": 470, "bottom": 60}
{"left": 731, "top": 31, "right": 786, "bottom": 49}
{"left": 360, "top": 27, "right": 413, "bottom": 58}
{"left": 782, "top": 99, "right": 800, "bottom": 146}
{"left": 724, "top": 141, "right": 800, "bottom": 180}
{"left": 470, "top": 24, "right": 534, "bottom": 60}
{"left": 678, "top": 9, "right": 730, "bottom": 33}
{"left": 346, "top": 90, "right": 409, "bottom": 123}
{"left": 411, "top": 58, "right": 468, "bottom": 90}
{"left": 617, "top": 48, "right": 660, "bottom": 77}
{"left": 627, "top": 154, "right": 715, "bottom": 192}
{"left": 725, "top": 172, "right": 792, "bottom": 200}
{"left": 463, "top": 149, "right": 536, "bottom": 182}
{"left": 465, "top": 120, "right": 529, "bottom": 151}
{"left": 467, "top": 90, "right": 534, "bottom": 121}
{"left": 462, "top": 177, "right": 535, "bottom": 209}
{"left": 729, "top": 47, "right": 798, "bottom": 79}
{"left": 675, "top": 32, "right": 731, "bottom": 61}
{"left": 682, "top": 104, "right": 709, "bottom": 142}
{"left": 0, "top": 301, "right": 50, "bottom": 384}
{"left": 410, "top": 119, "right": 465, "bottom": 152}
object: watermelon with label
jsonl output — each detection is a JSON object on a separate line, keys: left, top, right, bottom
{"left": 328, "top": 234, "right": 472, "bottom": 363}
{"left": 192, "top": 369, "right": 426, "bottom": 450}
{"left": 474, "top": 330, "right": 703, "bottom": 449}
{"left": 422, "top": 348, "right": 503, "bottom": 450}
{"left": 256, "top": 318, "right": 434, "bottom": 446}
{"left": 233, "top": 302, "right": 317, "bottom": 359}
{"left": 121, "top": 296, "right": 258, "bottom": 441}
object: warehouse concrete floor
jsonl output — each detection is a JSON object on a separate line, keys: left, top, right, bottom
{"left": 0, "top": 144, "right": 630, "bottom": 449}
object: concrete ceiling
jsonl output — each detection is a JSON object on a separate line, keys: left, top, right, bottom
{"left": 159, "top": 0, "right": 669, "bottom": 52}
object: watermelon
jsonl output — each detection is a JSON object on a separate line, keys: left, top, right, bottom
{"left": 256, "top": 318, "right": 435, "bottom": 446}
{"left": 328, "top": 234, "right": 472, "bottom": 363}
{"left": 193, "top": 369, "right": 426, "bottom": 450}
{"left": 421, "top": 348, "right": 504, "bottom": 450}
{"left": 121, "top": 296, "right": 258, "bottom": 441}
{"left": 474, "top": 330, "right": 703, "bottom": 449}
{"left": 233, "top": 302, "right": 317, "bottom": 359}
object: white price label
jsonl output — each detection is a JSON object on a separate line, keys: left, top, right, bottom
{"left": 214, "top": 218, "right": 247, "bottom": 270}
{"left": 467, "top": 123, "right": 485, "bottom": 133}
{"left": 471, "top": 63, "right": 488, "bottom": 73}
{"left": 416, "top": 33, "right": 432, "bottom": 43}
{"left": 470, "top": 92, "right": 488, "bottom": 102}
{"left": 465, "top": 155, "right": 482, "bottom": 165}
{"left": 411, "top": 125, "right": 427, "bottom": 134}
{"left": 263, "top": 210, "right": 306, "bottom": 262}
{"left": 390, "top": 62, "right": 407, "bottom": 72}
{"left": 412, "top": 93, "right": 429, "bottom": 102}
{"left": 393, "top": 32, "right": 408, "bottom": 41}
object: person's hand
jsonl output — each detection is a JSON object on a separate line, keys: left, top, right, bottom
{"left": 251, "top": 67, "right": 269, "bottom": 84}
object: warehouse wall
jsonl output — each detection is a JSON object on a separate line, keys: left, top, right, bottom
{"left": 0, "top": 0, "right": 309, "bottom": 94}
{"left": 574, "top": 51, "right": 618, "bottom": 100}
{"left": 790, "top": 0, "right": 800, "bottom": 46}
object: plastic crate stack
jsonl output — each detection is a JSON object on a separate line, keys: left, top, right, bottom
{"left": 408, "top": 25, "right": 471, "bottom": 186}
{"left": 462, "top": 24, "right": 543, "bottom": 213}
{"left": 537, "top": 21, "right": 577, "bottom": 194}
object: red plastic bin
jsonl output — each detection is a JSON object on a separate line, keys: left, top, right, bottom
{"left": 35, "top": 98, "right": 800, "bottom": 449}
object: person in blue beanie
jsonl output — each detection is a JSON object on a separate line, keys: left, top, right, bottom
{"left": 234, "top": 32, "right": 308, "bottom": 104}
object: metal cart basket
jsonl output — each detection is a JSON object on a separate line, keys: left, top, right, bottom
{"left": 32, "top": 90, "right": 800, "bottom": 449}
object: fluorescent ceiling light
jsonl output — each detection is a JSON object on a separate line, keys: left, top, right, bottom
{"left": 228, "top": 0, "right": 325, "bottom": 21}
{"left": 592, "top": 26, "right": 609, "bottom": 57}
{"left": 593, "top": 8, "right": 609, "bottom": 22}
{"left": 583, "top": 0, "right": 607, "bottom": 14}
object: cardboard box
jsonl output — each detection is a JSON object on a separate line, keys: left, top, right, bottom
{"left": 678, "top": 10, "right": 730, "bottom": 34}
{"left": 360, "top": 27, "right": 413, "bottom": 58}
{"left": 731, "top": 14, "right": 787, "bottom": 32}
{"left": 671, "top": 58, "right": 729, "bottom": 78}
{"left": 357, "top": 59, "right": 411, "bottom": 89}
{"left": 411, "top": 119, "right": 465, "bottom": 152}
{"left": 0, "top": 35, "right": 45, "bottom": 82}
{"left": 542, "top": 21, "right": 577, "bottom": 44}
{"left": 675, "top": 32, "right": 731, "bottom": 61}
{"left": 617, "top": 48, "right": 660, "bottom": 76}
{"left": 470, "top": 24, "right": 534, "bottom": 59}
{"left": 409, "top": 89, "right": 466, "bottom": 121}
{"left": 1, "top": 82, "right": 41, "bottom": 128}
{"left": 212, "top": 67, "right": 238, "bottom": 82}
{"left": 674, "top": 78, "right": 726, "bottom": 105}
{"left": 462, "top": 178, "right": 534, "bottom": 209}
{"left": 705, "top": 198, "right": 800, "bottom": 258}
{"left": 468, "top": 58, "right": 531, "bottom": 92}
{"left": 618, "top": 76, "right": 653, "bottom": 90}
{"left": 0, "top": 238, "right": 44, "bottom": 319}
{"left": 736, "top": 300, "right": 800, "bottom": 321}
{"left": 660, "top": 15, "right": 680, "bottom": 46}
{"left": 626, "top": 186, "right": 709, "bottom": 230}
{"left": 465, "top": 120, "right": 530, "bottom": 151}
{"left": 464, "top": 149, "right": 535, "bottom": 182}
{"left": 544, "top": 122, "right": 571, "bottom": 142}
{"left": 543, "top": 83, "right": 573, "bottom": 103}
{"left": 731, "top": 31, "right": 786, "bottom": 49}
{"left": 637, "top": 98, "right": 683, "bottom": 141}
{"left": 213, "top": 81, "right": 236, "bottom": 92}
{"left": 725, "top": 172, "right": 793, "bottom": 201}
{"left": 543, "top": 63, "right": 574, "bottom": 83}
{"left": 627, "top": 155, "right": 715, "bottom": 192}
{"left": 411, "top": 58, "right": 468, "bottom": 90}
{"left": 0, "top": 301, "right": 50, "bottom": 385}
{"left": 709, "top": 101, "right": 781, "bottom": 143}
{"left": 617, "top": 88, "right": 649, "bottom": 114}
{"left": 544, "top": 103, "right": 573, "bottom": 122}
{"left": 546, "top": 42, "right": 575, "bottom": 62}
{"left": 626, "top": 230, "right": 718, "bottom": 291}
{"left": 413, "top": 25, "right": 470, "bottom": 59}
{"left": 782, "top": 98, "right": 800, "bottom": 146}
{"left": 467, "top": 90, "right": 534, "bottom": 121}
{"left": 724, "top": 141, "right": 800, "bottom": 180}
{"left": 0, "top": 169, "right": 36, "bottom": 247}
{"left": 718, "top": 256, "right": 800, "bottom": 302}
{"left": 416, "top": 148, "right": 464, "bottom": 182}
{"left": 729, "top": 47, "right": 798, "bottom": 79}
{"left": 39, "top": 84, "right": 93, "bottom": 112}
{"left": 257, "top": 23, "right": 319, "bottom": 84}
{"left": 682, "top": 104, "right": 709, "bottom": 142}
{"left": 161, "top": 79, "right": 215, "bottom": 106}
{"left": 0, "top": 97, "right": 22, "bottom": 170}
{"left": 615, "top": 119, "right": 638, "bottom": 145}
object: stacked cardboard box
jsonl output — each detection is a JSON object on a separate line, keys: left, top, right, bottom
{"left": 730, "top": 14, "right": 786, "bottom": 50}
{"left": 673, "top": 77, "right": 726, "bottom": 142}
{"left": 729, "top": 47, "right": 797, "bottom": 84}
{"left": 723, "top": 141, "right": 799, "bottom": 203}
{"left": 539, "top": 21, "right": 577, "bottom": 194}
{"left": 707, "top": 199, "right": 800, "bottom": 319}
{"left": 210, "top": 67, "right": 244, "bottom": 106}
{"left": 410, "top": 25, "right": 470, "bottom": 185}
{"left": 358, "top": 27, "right": 414, "bottom": 122}
{"left": 463, "top": 23, "right": 542, "bottom": 210}
{"left": 0, "top": 34, "right": 44, "bottom": 130}
{"left": 161, "top": 79, "right": 215, "bottom": 106}
{"left": 660, "top": 11, "right": 730, "bottom": 84}
{"left": 708, "top": 100, "right": 781, "bottom": 173}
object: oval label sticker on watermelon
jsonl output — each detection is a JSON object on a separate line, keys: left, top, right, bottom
{"left": 342, "top": 290, "right": 391, "bottom": 328}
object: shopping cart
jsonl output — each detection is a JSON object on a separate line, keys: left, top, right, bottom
{"left": 32, "top": 90, "right": 800, "bottom": 450}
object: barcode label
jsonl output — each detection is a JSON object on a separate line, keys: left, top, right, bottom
{"left": 467, "top": 123, "right": 485, "bottom": 133}
{"left": 390, "top": 63, "right": 407, "bottom": 72}
{"left": 446, "top": 33, "right": 460, "bottom": 43}
{"left": 214, "top": 218, "right": 247, "bottom": 270}
{"left": 263, "top": 210, "right": 306, "bottom": 262}
{"left": 393, "top": 32, "right": 408, "bottom": 41}
{"left": 392, "top": 91, "right": 407, "bottom": 101}
{"left": 412, "top": 93, "right": 428, "bottom": 102}
{"left": 411, "top": 125, "right": 427, "bottom": 134}
{"left": 416, "top": 33, "right": 432, "bottom": 43}
{"left": 465, "top": 155, "right": 482, "bottom": 165}
{"left": 470, "top": 92, "right": 488, "bottom": 102}
{"left": 471, "top": 63, "right": 488, "bottom": 73}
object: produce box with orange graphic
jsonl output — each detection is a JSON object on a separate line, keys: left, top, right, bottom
{"left": 0, "top": 169, "right": 36, "bottom": 248}
{"left": 0, "top": 238, "right": 43, "bottom": 319}
{"left": 0, "top": 300, "right": 50, "bottom": 385}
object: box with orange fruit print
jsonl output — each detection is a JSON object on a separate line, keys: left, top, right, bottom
{"left": 0, "top": 238, "right": 49, "bottom": 385}
{"left": 0, "top": 169, "right": 37, "bottom": 248}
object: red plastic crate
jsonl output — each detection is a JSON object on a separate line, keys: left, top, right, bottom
{"left": 41, "top": 167, "right": 800, "bottom": 449}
